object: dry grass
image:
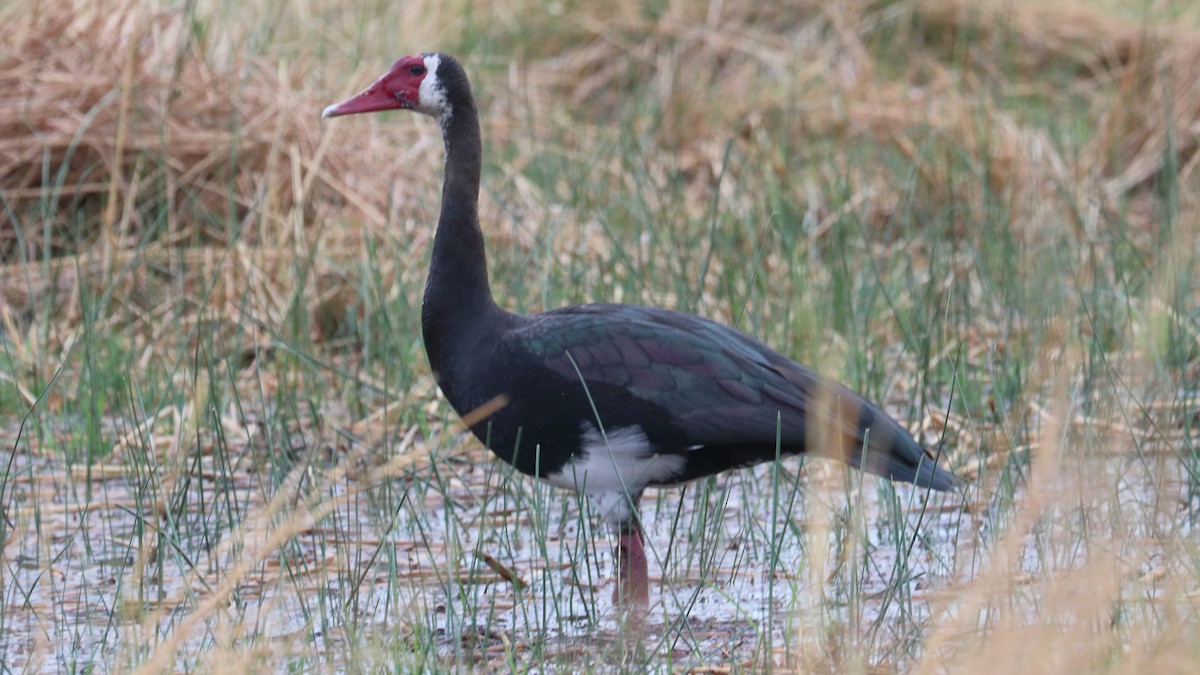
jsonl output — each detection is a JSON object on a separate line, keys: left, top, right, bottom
{"left": 0, "top": 0, "right": 442, "bottom": 392}
{"left": 3, "top": 0, "right": 1198, "bottom": 350}
{"left": 3, "top": 0, "right": 1200, "bottom": 672}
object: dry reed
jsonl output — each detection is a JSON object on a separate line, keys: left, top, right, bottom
{"left": 3, "top": 0, "right": 1200, "bottom": 671}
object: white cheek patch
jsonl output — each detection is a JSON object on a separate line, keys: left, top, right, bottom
{"left": 417, "top": 53, "right": 450, "bottom": 124}
{"left": 543, "top": 424, "right": 685, "bottom": 528}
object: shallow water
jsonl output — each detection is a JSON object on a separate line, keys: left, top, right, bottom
{"left": 0, "top": 437, "right": 972, "bottom": 672}
{"left": 1, "top": 425, "right": 1189, "bottom": 671}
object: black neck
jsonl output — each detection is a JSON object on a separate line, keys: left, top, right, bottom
{"left": 421, "top": 88, "right": 499, "bottom": 363}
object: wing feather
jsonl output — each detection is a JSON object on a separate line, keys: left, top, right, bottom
{"left": 500, "top": 302, "right": 955, "bottom": 490}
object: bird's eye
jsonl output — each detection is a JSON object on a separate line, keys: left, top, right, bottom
{"left": 410, "top": 65, "right": 426, "bottom": 76}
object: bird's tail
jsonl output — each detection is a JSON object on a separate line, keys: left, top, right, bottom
{"left": 864, "top": 438, "right": 958, "bottom": 491}
{"left": 812, "top": 385, "right": 958, "bottom": 491}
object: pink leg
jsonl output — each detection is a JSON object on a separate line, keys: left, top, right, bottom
{"left": 613, "top": 527, "right": 650, "bottom": 605}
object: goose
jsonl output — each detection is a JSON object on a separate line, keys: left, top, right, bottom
{"left": 322, "top": 53, "right": 956, "bottom": 605}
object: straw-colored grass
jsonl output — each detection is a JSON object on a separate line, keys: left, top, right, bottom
{"left": 2, "top": 0, "right": 1199, "bottom": 671}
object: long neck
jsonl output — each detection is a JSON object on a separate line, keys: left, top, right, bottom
{"left": 422, "top": 98, "right": 498, "bottom": 360}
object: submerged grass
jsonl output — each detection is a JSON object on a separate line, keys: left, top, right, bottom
{"left": 2, "top": 0, "right": 1200, "bottom": 671}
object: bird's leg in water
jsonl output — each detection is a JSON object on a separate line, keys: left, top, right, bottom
{"left": 614, "top": 526, "right": 650, "bottom": 605}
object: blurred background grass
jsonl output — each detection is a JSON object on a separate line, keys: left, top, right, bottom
{"left": 1, "top": 0, "right": 1199, "bottom": 672}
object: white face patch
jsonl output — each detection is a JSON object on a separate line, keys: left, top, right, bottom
{"left": 416, "top": 53, "right": 450, "bottom": 125}
{"left": 543, "top": 424, "right": 686, "bottom": 529}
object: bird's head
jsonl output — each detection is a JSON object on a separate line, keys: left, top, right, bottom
{"left": 322, "top": 53, "right": 457, "bottom": 124}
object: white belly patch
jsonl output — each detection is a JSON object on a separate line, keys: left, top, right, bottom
{"left": 543, "top": 423, "right": 685, "bottom": 529}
